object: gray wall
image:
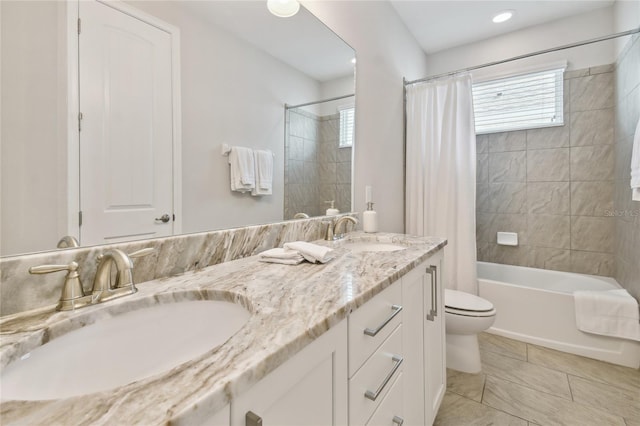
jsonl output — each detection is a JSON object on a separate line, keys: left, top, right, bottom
{"left": 284, "top": 109, "right": 352, "bottom": 219}
{"left": 477, "top": 65, "right": 617, "bottom": 276}
{"left": 614, "top": 34, "right": 640, "bottom": 300}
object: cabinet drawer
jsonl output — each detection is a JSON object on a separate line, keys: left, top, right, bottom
{"left": 366, "top": 373, "right": 403, "bottom": 426}
{"left": 349, "top": 324, "right": 403, "bottom": 426}
{"left": 349, "top": 282, "right": 402, "bottom": 376}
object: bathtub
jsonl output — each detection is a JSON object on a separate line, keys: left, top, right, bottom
{"left": 478, "top": 262, "right": 640, "bottom": 368}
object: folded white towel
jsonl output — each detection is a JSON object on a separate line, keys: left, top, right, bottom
{"left": 631, "top": 118, "right": 640, "bottom": 201}
{"left": 259, "top": 248, "right": 304, "bottom": 265}
{"left": 574, "top": 289, "right": 640, "bottom": 342}
{"left": 252, "top": 149, "right": 273, "bottom": 196}
{"left": 284, "top": 241, "right": 335, "bottom": 264}
{"left": 229, "top": 147, "right": 255, "bottom": 192}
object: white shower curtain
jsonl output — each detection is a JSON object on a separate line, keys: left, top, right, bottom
{"left": 406, "top": 74, "right": 478, "bottom": 294}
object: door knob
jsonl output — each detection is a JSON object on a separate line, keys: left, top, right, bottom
{"left": 155, "top": 214, "right": 171, "bottom": 223}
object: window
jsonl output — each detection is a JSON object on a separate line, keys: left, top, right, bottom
{"left": 339, "top": 107, "right": 355, "bottom": 148}
{"left": 472, "top": 68, "right": 564, "bottom": 134}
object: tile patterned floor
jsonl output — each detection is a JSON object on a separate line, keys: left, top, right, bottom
{"left": 434, "top": 333, "right": 640, "bottom": 426}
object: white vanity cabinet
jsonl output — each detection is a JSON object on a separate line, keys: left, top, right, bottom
{"left": 228, "top": 249, "right": 445, "bottom": 426}
{"left": 230, "top": 320, "right": 348, "bottom": 426}
{"left": 348, "top": 281, "right": 404, "bottom": 425}
{"left": 402, "top": 252, "right": 446, "bottom": 425}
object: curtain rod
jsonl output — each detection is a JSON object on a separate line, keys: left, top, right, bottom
{"left": 285, "top": 93, "right": 354, "bottom": 110}
{"left": 405, "top": 27, "right": 640, "bottom": 86}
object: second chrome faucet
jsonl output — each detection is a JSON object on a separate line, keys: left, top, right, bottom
{"left": 325, "top": 216, "right": 358, "bottom": 241}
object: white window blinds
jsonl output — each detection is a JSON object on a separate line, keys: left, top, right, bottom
{"left": 339, "top": 107, "right": 355, "bottom": 148}
{"left": 472, "top": 68, "right": 564, "bottom": 134}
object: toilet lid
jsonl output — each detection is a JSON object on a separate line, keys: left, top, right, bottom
{"left": 444, "top": 289, "right": 494, "bottom": 312}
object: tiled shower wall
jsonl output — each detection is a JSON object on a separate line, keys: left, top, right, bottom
{"left": 477, "top": 65, "right": 617, "bottom": 276}
{"left": 614, "top": 34, "right": 640, "bottom": 300}
{"left": 284, "top": 109, "right": 352, "bottom": 219}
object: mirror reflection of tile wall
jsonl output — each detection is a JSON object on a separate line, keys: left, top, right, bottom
{"left": 284, "top": 109, "right": 352, "bottom": 219}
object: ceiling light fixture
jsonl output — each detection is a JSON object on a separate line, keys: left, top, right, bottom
{"left": 267, "top": 0, "right": 300, "bottom": 18}
{"left": 492, "top": 10, "right": 514, "bottom": 23}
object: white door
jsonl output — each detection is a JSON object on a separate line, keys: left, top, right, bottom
{"left": 79, "top": 0, "right": 174, "bottom": 245}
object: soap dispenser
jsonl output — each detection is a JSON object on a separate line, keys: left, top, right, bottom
{"left": 325, "top": 200, "right": 340, "bottom": 216}
{"left": 363, "top": 202, "right": 378, "bottom": 233}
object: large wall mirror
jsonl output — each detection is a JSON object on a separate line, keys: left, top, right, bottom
{"left": 0, "top": 0, "right": 355, "bottom": 257}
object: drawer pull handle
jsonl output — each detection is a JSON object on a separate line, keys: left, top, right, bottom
{"left": 392, "top": 416, "right": 405, "bottom": 426}
{"left": 364, "top": 354, "right": 403, "bottom": 401}
{"left": 426, "top": 266, "right": 437, "bottom": 321}
{"left": 246, "top": 411, "right": 262, "bottom": 426}
{"left": 364, "top": 305, "right": 403, "bottom": 336}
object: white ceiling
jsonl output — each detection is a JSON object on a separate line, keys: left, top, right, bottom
{"left": 179, "top": 1, "right": 354, "bottom": 82}
{"left": 390, "top": 0, "right": 614, "bottom": 54}
{"left": 177, "top": 1, "right": 616, "bottom": 82}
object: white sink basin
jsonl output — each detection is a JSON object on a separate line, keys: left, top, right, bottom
{"left": 1, "top": 300, "right": 250, "bottom": 401}
{"left": 344, "top": 241, "right": 406, "bottom": 253}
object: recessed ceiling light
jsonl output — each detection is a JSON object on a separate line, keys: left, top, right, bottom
{"left": 492, "top": 10, "right": 514, "bottom": 23}
{"left": 267, "top": 0, "right": 300, "bottom": 18}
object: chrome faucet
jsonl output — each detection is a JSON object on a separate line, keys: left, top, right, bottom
{"left": 29, "top": 247, "right": 154, "bottom": 311}
{"left": 325, "top": 216, "right": 358, "bottom": 241}
{"left": 91, "top": 249, "right": 136, "bottom": 302}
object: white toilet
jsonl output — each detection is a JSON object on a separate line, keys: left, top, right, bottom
{"left": 444, "top": 289, "right": 497, "bottom": 374}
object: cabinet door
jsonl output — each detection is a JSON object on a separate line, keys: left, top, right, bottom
{"left": 231, "top": 320, "right": 347, "bottom": 426}
{"left": 401, "top": 264, "right": 425, "bottom": 426}
{"left": 424, "top": 251, "right": 446, "bottom": 425}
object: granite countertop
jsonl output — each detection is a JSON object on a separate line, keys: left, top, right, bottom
{"left": 0, "top": 232, "right": 446, "bottom": 425}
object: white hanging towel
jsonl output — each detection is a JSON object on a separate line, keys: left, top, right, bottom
{"left": 252, "top": 149, "right": 273, "bottom": 196}
{"left": 631, "top": 117, "right": 640, "bottom": 201}
{"left": 228, "top": 147, "right": 255, "bottom": 192}
{"left": 574, "top": 289, "right": 640, "bottom": 342}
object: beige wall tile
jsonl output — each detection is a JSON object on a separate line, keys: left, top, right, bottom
{"left": 527, "top": 182, "right": 570, "bottom": 215}
{"left": 489, "top": 130, "right": 527, "bottom": 152}
{"left": 477, "top": 184, "right": 491, "bottom": 213}
{"left": 490, "top": 182, "right": 527, "bottom": 214}
{"left": 489, "top": 151, "right": 527, "bottom": 182}
{"left": 526, "top": 125, "right": 569, "bottom": 150}
{"left": 570, "top": 145, "right": 614, "bottom": 181}
{"left": 570, "top": 250, "right": 615, "bottom": 276}
{"left": 570, "top": 181, "right": 614, "bottom": 216}
{"left": 477, "top": 153, "right": 489, "bottom": 183}
{"left": 570, "top": 108, "right": 614, "bottom": 147}
{"left": 529, "top": 247, "right": 571, "bottom": 271}
{"left": 571, "top": 216, "right": 614, "bottom": 252}
{"left": 528, "top": 214, "right": 570, "bottom": 249}
{"left": 569, "top": 72, "right": 614, "bottom": 112}
{"left": 486, "top": 243, "right": 531, "bottom": 267}
{"left": 527, "top": 148, "right": 570, "bottom": 182}
{"left": 476, "top": 134, "right": 489, "bottom": 154}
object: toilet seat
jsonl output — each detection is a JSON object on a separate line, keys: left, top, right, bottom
{"left": 445, "top": 289, "right": 496, "bottom": 317}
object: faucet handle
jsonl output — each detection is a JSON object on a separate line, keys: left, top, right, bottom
{"left": 29, "top": 262, "right": 78, "bottom": 275}
{"left": 128, "top": 247, "right": 155, "bottom": 259}
{"left": 29, "top": 261, "right": 90, "bottom": 311}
